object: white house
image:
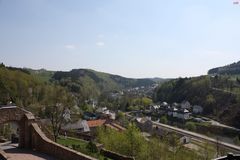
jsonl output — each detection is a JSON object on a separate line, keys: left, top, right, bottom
{"left": 96, "top": 107, "right": 108, "bottom": 113}
{"left": 161, "top": 102, "right": 168, "bottom": 107}
{"left": 103, "top": 110, "right": 116, "bottom": 120}
{"left": 63, "top": 108, "right": 71, "bottom": 122}
{"left": 180, "top": 136, "right": 191, "bottom": 144}
{"left": 62, "top": 120, "right": 90, "bottom": 133}
{"left": 176, "top": 109, "right": 190, "bottom": 120}
{"left": 151, "top": 105, "right": 160, "bottom": 112}
{"left": 168, "top": 107, "right": 178, "bottom": 117}
{"left": 193, "top": 105, "right": 203, "bottom": 114}
{"left": 181, "top": 101, "right": 191, "bottom": 109}
{"left": 172, "top": 102, "right": 179, "bottom": 107}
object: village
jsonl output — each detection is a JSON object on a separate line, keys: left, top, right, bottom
{"left": 37, "top": 100, "right": 208, "bottom": 146}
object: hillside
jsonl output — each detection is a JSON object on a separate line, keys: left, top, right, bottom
{"left": 154, "top": 75, "right": 240, "bottom": 128}
{"left": 0, "top": 64, "right": 49, "bottom": 108}
{"left": 52, "top": 69, "right": 160, "bottom": 100}
{"left": 1, "top": 64, "right": 165, "bottom": 105}
{"left": 26, "top": 68, "right": 55, "bottom": 82}
{"left": 208, "top": 61, "right": 240, "bottom": 75}
{"left": 0, "top": 64, "right": 76, "bottom": 117}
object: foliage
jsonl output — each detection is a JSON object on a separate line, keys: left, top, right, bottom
{"left": 0, "top": 124, "right": 12, "bottom": 139}
{"left": 97, "top": 124, "right": 204, "bottom": 160}
{"left": 44, "top": 85, "right": 74, "bottom": 141}
{"left": 57, "top": 136, "right": 108, "bottom": 159}
{"left": 185, "top": 122, "right": 196, "bottom": 131}
{"left": 233, "top": 136, "right": 240, "bottom": 145}
{"left": 154, "top": 75, "right": 240, "bottom": 128}
{"left": 0, "top": 65, "right": 51, "bottom": 109}
{"left": 26, "top": 68, "right": 55, "bottom": 82}
{"left": 160, "top": 116, "right": 168, "bottom": 124}
{"left": 208, "top": 61, "right": 240, "bottom": 75}
{"left": 52, "top": 69, "right": 157, "bottom": 105}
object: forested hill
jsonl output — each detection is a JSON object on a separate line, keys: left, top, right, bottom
{"left": 1, "top": 64, "right": 165, "bottom": 104}
{"left": 51, "top": 69, "right": 162, "bottom": 99}
{"left": 208, "top": 61, "right": 240, "bottom": 75}
{"left": 0, "top": 64, "right": 55, "bottom": 109}
{"left": 154, "top": 75, "right": 240, "bottom": 128}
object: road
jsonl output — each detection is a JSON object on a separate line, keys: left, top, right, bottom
{"left": 209, "top": 119, "right": 240, "bottom": 132}
{"left": 0, "top": 142, "right": 57, "bottom": 160}
{"left": 126, "top": 113, "right": 240, "bottom": 153}
{"left": 152, "top": 121, "right": 240, "bottom": 153}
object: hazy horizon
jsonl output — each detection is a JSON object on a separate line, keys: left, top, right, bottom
{"left": 1, "top": 0, "right": 240, "bottom": 78}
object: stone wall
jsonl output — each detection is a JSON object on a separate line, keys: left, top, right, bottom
{"left": 30, "top": 123, "right": 97, "bottom": 160}
{"left": 0, "top": 107, "right": 27, "bottom": 124}
{"left": 0, "top": 106, "right": 97, "bottom": 160}
{"left": 0, "top": 106, "right": 29, "bottom": 148}
{"left": 0, "top": 149, "right": 8, "bottom": 160}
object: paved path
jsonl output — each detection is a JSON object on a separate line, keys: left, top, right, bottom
{"left": 5, "top": 148, "right": 57, "bottom": 160}
{"left": 0, "top": 142, "right": 57, "bottom": 160}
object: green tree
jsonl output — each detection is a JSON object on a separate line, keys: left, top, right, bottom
{"left": 45, "top": 86, "right": 74, "bottom": 142}
{"left": 233, "top": 136, "right": 240, "bottom": 145}
{"left": 168, "top": 134, "right": 183, "bottom": 160}
{"left": 160, "top": 116, "right": 168, "bottom": 124}
{"left": 185, "top": 122, "right": 196, "bottom": 131}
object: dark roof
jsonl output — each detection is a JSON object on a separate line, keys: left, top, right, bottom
{"left": 214, "top": 153, "right": 240, "bottom": 160}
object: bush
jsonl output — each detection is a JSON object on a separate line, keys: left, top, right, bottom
{"left": 160, "top": 116, "right": 168, "bottom": 124}
{"left": 185, "top": 122, "right": 196, "bottom": 131}
{"left": 87, "top": 141, "right": 98, "bottom": 153}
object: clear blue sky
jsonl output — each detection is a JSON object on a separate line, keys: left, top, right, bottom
{"left": 0, "top": 0, "right": 240, "bottom": 78}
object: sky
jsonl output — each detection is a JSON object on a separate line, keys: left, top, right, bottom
{"left": 0, "top": 0, "right": 240, "bottom": 78}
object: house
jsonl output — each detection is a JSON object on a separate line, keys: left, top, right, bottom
{"left": 62, "top": 120, "right": 90, "bottom": 133}
{"left": 150, "top": 105, "right": 160, "bottom": 112}
{"left": 135, "top": 117, "right": 153, "bottom": 132}
{"left": 63, "top": 108, "right": 71, "bottom": 122}
{"left": 176, "top": 109, "right": 190, "bottom": 120}
{"left": 167, "top": 107, "right": 178, "bottom": 118}
{"left": 103, "top": 110, "right": 116, "bottom": 120}
{"left": 152, "top": 124, "right": 168, "bottom": 138}
{"left": 96, "top": 107, "right": 116, "bottom": 120}
{"left": 96, "top": 107, "right": 108, "bottom": 113}
{"left": 87, "top": 119, "right": 107, "bottom": 135}
{"left": 161, "top": 102, "right": 168, "bottom": 107}
{"left": 159, "top": 105, "right": 169, "bottom": 115}
{"left": 180, "top": 136, "right": 191, "bottom": 144}
{"left": 193, "top": 105, "right": 203, "bottom": 114}
{"left": 83, "top": 112, "right": 97, "bottom": 120}
{"left": 87, "top": 119, "right": 106, "bottom": 128}
{"left": 172, "top": 102, "right": 179, "bottom": 108}
{"left": 181, "top": 101, "right": 191, "bottom": 109}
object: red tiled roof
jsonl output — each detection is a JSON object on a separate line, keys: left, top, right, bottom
{"left": 87, "top": 119, "right": 106, "bottom": 128}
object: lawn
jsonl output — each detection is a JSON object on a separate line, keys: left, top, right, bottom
{"left": 57, "top": 136, "right": 111, "bottom": 160}
{"left": 57, "top": 136, "right": 88, "bottom": 148}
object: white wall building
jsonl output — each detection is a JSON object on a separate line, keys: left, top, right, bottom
{"left": 181, "top": 101, "right": 191, "bottom": 109}
{"left": 193, "top": 105, "right": 203, "bottom": 114}
{"left": 176, "top": 109, "right": 190, "bottom": 120}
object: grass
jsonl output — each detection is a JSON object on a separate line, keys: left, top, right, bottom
{"left": 57, "top": 136, "right": 111, "bottom": 160}
{"left": 57, "top": 136, "right": 87, "bottom": 147}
